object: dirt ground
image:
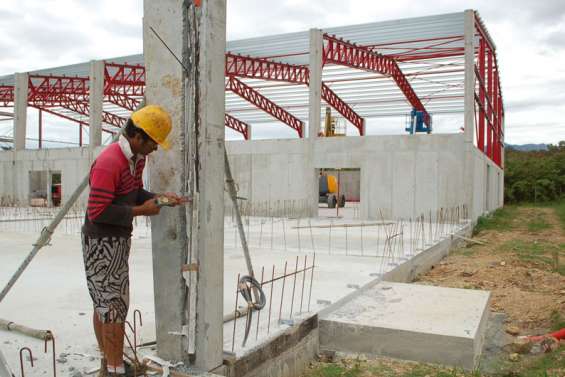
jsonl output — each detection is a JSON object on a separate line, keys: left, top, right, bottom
{"left": 416, "top": 206, "right": 565, "bottom": 333}
{"left": 303, "top": 204, "right": 565, "bottom": 376}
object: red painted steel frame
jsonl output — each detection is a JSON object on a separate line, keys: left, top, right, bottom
{"left": 226, "top": 75, "right": 304, "bottom": 137}
{"left": 322, "top": 33, "right": 431, "bottom": 127}
{"left": 226, "top": 52, "right": 365, "bottom": 134}
{"left": 225, "top": 113, "right": 250, "bottom": 140}
{"left": 473, "top": 14, "right": 504, "bottom": 168}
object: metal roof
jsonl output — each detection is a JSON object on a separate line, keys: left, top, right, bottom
{"left": 0, "top": 10, "right": 493, "bottom": 135}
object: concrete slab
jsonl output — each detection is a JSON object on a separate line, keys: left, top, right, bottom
{"left": 319, "top": 282, "right": 491, "bottom": 370}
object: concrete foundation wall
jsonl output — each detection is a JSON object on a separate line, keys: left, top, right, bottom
{"left": 0, "top": 135, "right": 504, "bottom": 221}
{"left": 226, "top": 134, "right": 470, "bottom": 220}
{"left": 0, "top": 147, "right": 102, "bottom": 206}
{"left": 226, "top": 315, "right": 319, "bottom": 377}
{"left": 470, "top": 148, "right": 504, "bottom": 221}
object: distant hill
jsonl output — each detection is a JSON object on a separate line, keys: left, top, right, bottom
{"left": 506, "top": 143, "right": 549, "bottom": 151}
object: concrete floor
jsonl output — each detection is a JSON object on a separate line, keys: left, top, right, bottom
{"left": 0, "top": 206, "right": 467, "bottom": 375}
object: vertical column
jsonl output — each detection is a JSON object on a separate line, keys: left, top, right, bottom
{"left": 38, "top": 109, "right": 43, "bottom": 149}
{"left": 478, "top": 38, "right": 485, "bottom": 152}
{"left": 14, "top": 72, "right": 28, "bottom": 150}
{"left": 144, "top": 0, "right": 188, "bottom": 362}
{"left": 463, "top": 9, "right": 476, "bottom": 219}
{"left": 89, "top": 60, "right": 104, "bottom": 148}
{"left": 492, "top": 71, "right": 499, "bottom": 162}
{"left": 308, "top": 29, "right": 323, "bottom": 139}
{"left": 144, "top": 0, "right": 226, "bottom": 369}
{"left": 306, "top": 29, "right": 324, "bottom": 216}
{"left": 46, "top": 171, "right": 53, "bottom": 207}
{"left": 193, "top": 0, "right": 226, "bottom": 370}
{"left": 487, "top": 49, "right": 493, "bottom": 158}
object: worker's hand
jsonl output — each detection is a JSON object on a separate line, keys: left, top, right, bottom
{"left": 133, "top": 198, "right": 161, "bottom": 216}
{"left": 162, "top": 192, "right": 191, "bottom": 206}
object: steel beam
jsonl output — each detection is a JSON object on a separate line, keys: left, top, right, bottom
{"left": 323, "top": 33, "right": 431, "bottom": 126}
{"left": 226, "top": 52, "right": 365, "bottom": 134}
{"left": 224, "top": 113, "right": 249, "bottom": 139}
{"left": 226, "top": 75, "right": 303, "bottom": 137}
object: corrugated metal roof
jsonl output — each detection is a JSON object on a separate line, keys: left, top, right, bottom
{"left": 0, "top": 11, "right": 482, "bottom": 133}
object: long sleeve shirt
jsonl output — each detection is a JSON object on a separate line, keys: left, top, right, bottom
{"left": 82, "top": 139, "right": 154, "bottom": 238}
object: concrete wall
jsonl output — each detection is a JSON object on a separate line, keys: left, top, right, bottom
{"left": 0, "top": 134, "right": 504, "bottom": 221}
{"left": 470, "top": 148, "right": 504, "bottom": 221}
{"left": 226, "top": 134, "right": 471, "bottom": 220}
{"left": 0, "top": 147, "right": 102, "bottom": 206}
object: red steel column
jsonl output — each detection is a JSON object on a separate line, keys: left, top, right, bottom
{"left": 38, "top": 109, "right": 42, "bottom": 149}
{"left": 492, "top": 70, "right": 499, "bottom": 161}
{"left": 478, "top": 37, "right": 485, "bottom": 152}
{"left": 487, "top": 47, "right": 493, "bottom": 157}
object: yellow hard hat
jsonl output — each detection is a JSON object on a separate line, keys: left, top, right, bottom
{"left": 130, "top": 105, "right": 172, "bottom": 150}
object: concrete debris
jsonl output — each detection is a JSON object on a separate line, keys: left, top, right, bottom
{"left": 505, "top": 326, "right": 520, "bottom": 336}
{"left": 510, "top": 338, "right": 533, "bottom": 354}
{"left": 508, "top": 353, "right": 520, "bottom": 362}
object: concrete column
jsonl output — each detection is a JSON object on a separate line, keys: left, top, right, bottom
{"left": 308, "top": 29, "right": 323, "bottom": 139}
{"left": 89, "top": 60, "right": 104, "bottom": 148}
{"left": 13, "top": 72, "right": 28, "bottom": 150}
{"left": 144, "top": 0, "right": 226, "bottom": 370}
{"left": 192, "top": 0, "right": 226, "bottom": 370}
{"left": 46, "top": 171, "right": 53, "bottom": 207}
{"left": 305, "top": 29, "right": 324, "bottom": 216}
{"left": 463, "top": 9, "right": 476, "bottom": 219}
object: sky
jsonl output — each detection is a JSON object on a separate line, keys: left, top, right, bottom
{"left": 0, "top": 0, "right": 564, "bottom": 146}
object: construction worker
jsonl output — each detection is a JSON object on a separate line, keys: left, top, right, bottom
{"left": 81, "top": 105, "right": 182, "bottom": 376}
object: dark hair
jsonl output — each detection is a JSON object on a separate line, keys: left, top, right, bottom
{"left": 124, "top": 118, "right": 151, "bottom": 141}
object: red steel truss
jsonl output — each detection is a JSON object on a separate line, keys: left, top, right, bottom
{"left": 226, "top": 52, "right": 365, "bottom": 134}
{"left": 322, "top": 33, "right": 431, "bottom": 127}
{"left": 474, "top": 14, "right": 504, "bottom": 167}
{"left": 226, "top": 75, "right": 304, "bottom": 137}
{"left": 27, "top": 75, "right": 126, "bottom": 128}
{"left": 225, "top": 113, "right": 250, "bottom": 140}
{"left": 104, "top": 62, "right": 145, "bottom": 111}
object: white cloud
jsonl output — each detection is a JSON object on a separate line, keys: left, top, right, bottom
{"left": 0, "top": 0, "right": 563, "bottom": 145}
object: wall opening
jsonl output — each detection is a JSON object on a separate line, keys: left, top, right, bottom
{"left": 318, "top": 168, "right": 360, "bottom": 218}
{"left": 28, "top": 170, "right": 62, "bottom": 207}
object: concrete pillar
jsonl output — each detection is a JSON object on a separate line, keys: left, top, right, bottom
{"left": 305, "top": 29, "right": 324, "bottom": 216}
{"left": 89, "top": 60, "right": 104, "bottom": 148}
{"left": 308, "top": 29, "right": 323, "bottom": 139}
{"left": 46, "top": 171, "right": 53, "bottom": 207}
{"left": 463, "top": 9, "right": 476, "bottom": 219}
{"left": 13, "top": 72, "right": 28, "bottom": 150}
{"left": 144, "top": 0, "right": 226, "bottom": 370}
{"left": 192, "top": 0, "right": 226, "bottom": 370}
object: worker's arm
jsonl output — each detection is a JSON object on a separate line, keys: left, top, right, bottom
{"left": 88, "top": 168, "right": 161, "bottom": 225}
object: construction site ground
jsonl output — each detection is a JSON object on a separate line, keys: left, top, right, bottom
{"left": 303, "top": 201, "right": 565, "bottom": 377}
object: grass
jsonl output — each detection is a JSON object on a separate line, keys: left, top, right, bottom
{"left": 553, "top": 199, "right": 565, "bottom": 231}
{"left": 549, "top": 310, "right": 565, "bottom": 332}
{"left": 473, "top": 206, "right": 518, "bottom": 235}
{"left": 306, "top": 361, "right": 482, "bottom": 377}
{"left": 526, "top": 212, "right": 552, "bottom": 233}
{"left": 510, "top": 345, "right": 565, "bottom": 377}
{"left": 497, "top": 240, "right": 565, "bottom": 275}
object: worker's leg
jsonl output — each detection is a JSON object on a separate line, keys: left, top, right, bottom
{"left": 93, "top": 312, "right": 104, "bottom": 354}
{"left": 103, "top": 322, "right": 126, "bottom": 373}
{"left": 83, "top": 235, "right": 131, "bottom": 375}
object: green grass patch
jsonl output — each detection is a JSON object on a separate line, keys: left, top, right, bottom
{"left": 497, "top": 240, "right": 565, "bottom": 275}
{"left": 550, "top": 310, "right": 565, "bottom": 332}
{"left": 514, "top": 345, "right": 565, "bottom": 377}
{"left": 526, "top": 212, "right": 552, "bottom": 233}
{"left": 553, "top": 199, "right": 565, "bottom": 231}
{"left": 473, "top": 206, "right": 518, "bottom": 235}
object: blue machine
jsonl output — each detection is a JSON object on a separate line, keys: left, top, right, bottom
{"left": 405, "top": 108, "right": 432, "bottom": 134}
